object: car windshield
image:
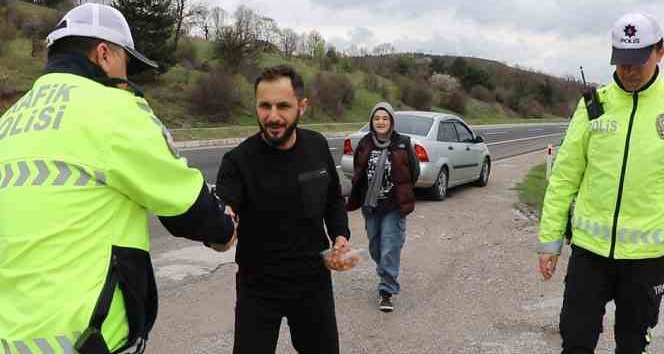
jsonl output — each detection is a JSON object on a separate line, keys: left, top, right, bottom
{"left": 359, "top": 114, "right": 434, "bottom": 136}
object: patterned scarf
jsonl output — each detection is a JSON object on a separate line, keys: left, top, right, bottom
{"left": 364, "top": 134, "right": 391, "bottom": 209}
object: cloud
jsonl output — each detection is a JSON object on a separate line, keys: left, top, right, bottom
{"left": 309, "top": 0, "right": 661, "bottom": 37}
{"left": 215, "top": 0, "right": 664, "bottom": 83}
{"left": 348, "top": 26, "right": 375, "bottom": 44}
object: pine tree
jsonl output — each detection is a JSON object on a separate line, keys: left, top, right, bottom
{"left": 113, "top": 0, "right": 177, "bottom": 73}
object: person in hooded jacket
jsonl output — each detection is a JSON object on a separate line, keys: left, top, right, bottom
{"left": 347, "top": 102, "right": 420, "bottom": 312}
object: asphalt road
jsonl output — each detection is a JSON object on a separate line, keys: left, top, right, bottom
{"left": 145, "top": 148, "right": 586, "bottom": 354}
{"left": 143, "top": 122, "right": 581, "bottom": 353}
{"left": 179, "top": 122, "right": 568, "bottom": 182}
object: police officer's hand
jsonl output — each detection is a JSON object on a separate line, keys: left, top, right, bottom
{"left": 538, "top": 253, "right": 559, "bottom": 281}
{"left": 207, "top": 231, "right": 237, "bottom": 252}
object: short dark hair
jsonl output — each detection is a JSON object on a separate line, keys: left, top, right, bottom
{"left": 656, "top": 39, "right": 664, "bottom": 50}
{"left": 254, "top": 65, "right": 305, "bottom": 98}
{"left": 48, "top": 36, "right": 121, "bottom": 60}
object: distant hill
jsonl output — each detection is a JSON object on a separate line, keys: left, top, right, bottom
{"left": 0, "top": 0, "right": 581, "bottom": 127}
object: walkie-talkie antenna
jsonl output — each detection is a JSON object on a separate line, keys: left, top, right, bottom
{"left": 580, "top": 66, "right": 588, "bottom": 88}
{"left": 580, "top": 65, "right": 604, "bottom": 120}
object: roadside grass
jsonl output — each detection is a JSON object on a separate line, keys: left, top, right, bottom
{"left": 514, "top": 163, "right": 548, "bottom": 217}
{"left": 190, "top": 38, "right": 216, "bottom": 63}
{"left": 431, "top": 98, "right": 568, "bottom": 126}
{"left": 10, "top": 0, "right": 56, "bottom": 17}
{"left": 141, "top": 65, "right": 205, "bottom": 127}
{"left": 0, "top": 38, "right": 44, "bottom": 91}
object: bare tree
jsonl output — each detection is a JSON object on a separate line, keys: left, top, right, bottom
{"left": 372, "top": 42, "right": 395, "bottom": 56}
{"left": 254, "top": 16, "right": 279, "bottom": 51}
{"left": 345, "top": 44, "right": 360, "bottom": 57}
{"left": 233, "top": 5, "right": 257, "bottom": 39}
{"left": 296, "top": 33, "right": 306, "bottom": 57}
{"left": 173, "top": 0, "right": 208, "bottom": 50}
{"left": 279, "top": 28, "right": 298, "bottom": 59}
{"left": 190, "top": 5, "right": 210, "bottom": 40}
{"left": 185, "top": 4, "right": 207, "bottom": 37}
{"left": 303, "top": 30, "right": 325, "bottom": 59}
{"left": 429, "top": 73, "right": 460, "bottom": 93}
{"left": 345, "top": 44, "right": 369, "bottom": 58}
{"left": 216, "top": 26, "right": 256, "bottom": 72}
{"left": 209, "top": 6, "right": 226, "bottom": 40}
{"left": 215, "top": 6, "right": 258, "bottom": 72}
{"left": 172, "top": 0, "right": 188, "bottom": 50}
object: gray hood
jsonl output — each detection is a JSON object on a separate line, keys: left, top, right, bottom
{"left": 369, "top": 101, "right": 396, "bottom": 137}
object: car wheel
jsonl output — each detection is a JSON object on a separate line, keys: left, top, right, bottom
{"left": 475, "top": 158, "right": 490, "bottom": 187}
{"left": 429, "top": 167, "right": 448, "bottom": 201}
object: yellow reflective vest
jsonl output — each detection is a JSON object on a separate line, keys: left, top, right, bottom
{"left": 0, "top": 72, "right": 203, "bottom": 353}
{"left": 539, "top": 70, "right": 664, "bottom": 259}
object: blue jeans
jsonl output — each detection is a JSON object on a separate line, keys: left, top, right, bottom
{"left": 363, "top": 209, "right": 406, "bottom": 296}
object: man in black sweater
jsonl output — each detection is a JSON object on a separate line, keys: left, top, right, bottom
{"left": 215, "top": 65, "right": 352, "bottom": 354}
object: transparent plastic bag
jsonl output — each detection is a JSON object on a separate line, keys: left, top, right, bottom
{"left": 320, "top": 248, "right": 368, "bottom": 271}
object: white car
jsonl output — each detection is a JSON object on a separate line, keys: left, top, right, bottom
{"left": 341, "top": 111, "right": 491, "bottom": 200}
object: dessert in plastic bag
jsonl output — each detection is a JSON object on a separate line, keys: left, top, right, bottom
{"left": 320, "top": 248, "right": 368, "bottom": 271}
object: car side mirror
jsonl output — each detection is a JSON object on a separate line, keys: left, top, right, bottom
{"left": 473, "top": 135, "right": 485, "bottom": 143}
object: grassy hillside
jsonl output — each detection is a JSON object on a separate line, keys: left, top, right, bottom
{"left": 1, "top": 0, "right": 570, "bottom": 129}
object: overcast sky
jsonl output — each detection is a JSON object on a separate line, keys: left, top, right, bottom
{"left": 208, "top": 0, "right": 664, "bottom": 84}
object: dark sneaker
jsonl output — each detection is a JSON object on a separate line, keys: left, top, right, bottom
{"left": 378, "top": 295, "right": 394, "bottom": 312}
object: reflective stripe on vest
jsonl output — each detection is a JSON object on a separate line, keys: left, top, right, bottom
{"left": 0, "top": 160, "right": 106, "bottom": 188}
{"left": 2, "top": 333, "right": 79, "bottom": 354}
{"left": 574, "top": 215, "right": 664, "bottom": 245}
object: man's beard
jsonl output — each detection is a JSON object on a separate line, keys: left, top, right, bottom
{"left": 258, "top": 111, "right": 300, "bottom": 148}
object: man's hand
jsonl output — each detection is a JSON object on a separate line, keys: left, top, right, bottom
{"left": 207, "top": 206, "right": 238, "bottom": 252}
{"left": 224, "top": 205, "right": 237, "bottom": 222}
{"left": 333, "top": 236, "right": 350, "bottom": 252}
{"left": 539, "top": 253, "right": 559, "bottom": 281}
{"left": 326, "top": 236, "right": 354, "bottom": 271}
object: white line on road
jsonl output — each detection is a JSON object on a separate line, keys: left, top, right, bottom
{"left": 487, "top": 133, "right": 562, "bottom": 146}
{"left": 179, "top": 132, "right": 562, "bottom": 152}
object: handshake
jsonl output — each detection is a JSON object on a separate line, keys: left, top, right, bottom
{"left": 206, "top": 205, "right": 238, "bottom": 252}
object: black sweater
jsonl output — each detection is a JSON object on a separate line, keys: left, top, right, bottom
{"left": 215, "top": 128, "right": 350, "bottom": 279}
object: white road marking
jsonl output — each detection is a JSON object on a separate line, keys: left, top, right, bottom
{"left": 487, "top": 133, "right": 562, "bottom": 146}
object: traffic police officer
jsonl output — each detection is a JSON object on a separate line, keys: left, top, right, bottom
{"left": 538, "top": 12, "right": 664, "bottom": 354}
{"left": 0, "top": 4, "right": 235, "bottom": 353}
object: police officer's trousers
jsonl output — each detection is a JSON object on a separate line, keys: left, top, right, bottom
{"left": 560, "top": 245, "right": 664, "bottom": 353}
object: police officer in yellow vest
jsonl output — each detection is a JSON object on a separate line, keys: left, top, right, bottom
{"left": 0, "top": 4, "right": 235, "bottom": 354}
{"left": 538, "top": 12, "right": 664, "bottom": 354}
